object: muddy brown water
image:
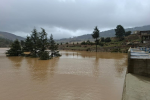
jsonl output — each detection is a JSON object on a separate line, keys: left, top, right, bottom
{"left": 0, "top": 48, "right": 127, "bottom": 100}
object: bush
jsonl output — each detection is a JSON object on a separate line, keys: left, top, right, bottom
{"left": 40, "top": 51, "right": 51, "bottom": 60}
{"left": 81, "top": 41, "right": 86, "bottom": 45}
{"left": 31, "top": 52, "right": 38, "bottom": 58}
{"left": 86, "top": 48, "right": 91, "bottom": 51}
{"left": 105, "top": 37, "right": 111, "bottom": 42}
{"left": 111, "top": 48, "right": 121, "bottom": 52}
{"left": 101, "top": 37, "right": 105, "bottom": 42}
{"left": 119, "top": 37, "right": 124, "bottom": 41}
{"left": 99, "top": 42, "right": 104, "bottom": 46}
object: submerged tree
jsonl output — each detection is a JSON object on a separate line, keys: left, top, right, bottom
{"left": 38, "top": 28, "right": 50, "bottom": 60}
{"left": 6, "top": 39, "right": 22, "bottom": 56}
{"left": 6, "top": 28, "right": 61, "bottom": 60}
{"left": 49, "top": 34, "right": 57, "bottom": 52}
{"left": 38, "top": 28, "right": 48, "bottom": 55}
{"left": 92, "top": 26, "right": 100, "bottom": 52}
{"left": 20, "top": 40, "right": 25, "bottom": 47}
{"left": 23, "top": 36, "right": 33, "bottom": 52}
{"left": 30, "top": 28, "right": 39, "bottom": 57}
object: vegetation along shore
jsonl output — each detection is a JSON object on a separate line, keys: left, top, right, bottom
{"left": 58, "top": 25, "right": 146, "bottom": 53}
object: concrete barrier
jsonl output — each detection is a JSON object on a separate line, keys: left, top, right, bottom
{"left": 128, "top": 47, "right": 150, "bottom": 77}
{"left": 129, "top": 59, "right": 150, "bottom": 77}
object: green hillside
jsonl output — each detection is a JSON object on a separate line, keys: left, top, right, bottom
{"left": 56, "top": 25, "right": 150, "bottom": 43}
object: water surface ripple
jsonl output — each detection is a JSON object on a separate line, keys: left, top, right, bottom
{"left": 0, "top": 49, "right": 127, "bottom": 100}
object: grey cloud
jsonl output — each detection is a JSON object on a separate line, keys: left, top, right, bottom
{"left": 0, "top": 0, "right": 150, "bottom": 39}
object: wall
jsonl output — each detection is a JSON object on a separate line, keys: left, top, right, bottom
{"left": 128, "top": 59, "right": 150, "bottom": 77}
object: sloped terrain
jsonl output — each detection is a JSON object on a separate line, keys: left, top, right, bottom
{"left": 0, "top": 31, "right": 25, "bottom": 41}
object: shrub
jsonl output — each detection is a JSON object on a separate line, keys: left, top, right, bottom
{"left": 99, "top": 42, "right": 104, "bottom": 46}
{"left": 40, "top": 51, "right": 51, "bottom": 60}
{"left": 105, "top": 37, "right": 111, "bottom": 42}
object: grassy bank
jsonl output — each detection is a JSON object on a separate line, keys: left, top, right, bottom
{"left": 58, "top": 34, "right": 146, "bottom": 53}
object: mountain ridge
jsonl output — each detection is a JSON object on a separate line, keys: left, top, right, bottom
{"left": 0, "top": 25, "right": 150, "bottom": 42}
{"left": 56, "top": 25, "right": 150, "bottom": 43}
{"left": 0, "top": 31, "right": 25, "bottom": 41}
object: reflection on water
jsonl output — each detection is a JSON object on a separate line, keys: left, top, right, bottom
{"left": 25, "top": 57, "right": 59, "bottom": 81}
{"left": 7, "top": 57, "right": 24, "bottom": 68}
{"left": 0, "top": 49, "right": 127, "bottom": 100}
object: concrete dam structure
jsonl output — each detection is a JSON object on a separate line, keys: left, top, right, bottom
{"left": 128, "top": 47, "right": 150, "bottom": 77}
{"left": 122, "top": 47, "right": 150, "bottom": 100}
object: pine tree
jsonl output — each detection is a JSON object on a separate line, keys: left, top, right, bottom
{"left": 39, "top": 28, "right": 48, "bottom": 52}
{"left": 30, "top": 28, "right": 39, "bottom": 57}
{"left": 92, "top": 26, "right": 100, "bottom": 52}
{"left": 115, "top": 25, "right": 125, "bottom": 38}
{"left": 6, "top": 39, "right": 22, "bottom": 56}
{"left": 38, "top": 28, "right": 50, "bottom": 60}
{"left": 23, "top": 36, "right": 33, "bottom": 52}
{"left": 49, "top": 34, "right": 57, "bottom": 52}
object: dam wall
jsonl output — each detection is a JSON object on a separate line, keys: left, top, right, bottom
{"left": 128, "top": 47, "right": 150, "bottom": 77}
{"left": 122, "top": 47, "right": 150, "bottom": 100}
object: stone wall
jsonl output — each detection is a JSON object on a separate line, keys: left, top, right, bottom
{"left": 128, "top": 59, "right": 150, "bottom": 77}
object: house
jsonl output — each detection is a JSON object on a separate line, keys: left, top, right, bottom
{"left": 139, "top": 30, "right": 150, "bottom": 43}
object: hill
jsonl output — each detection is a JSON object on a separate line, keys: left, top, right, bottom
{"left": 0, "top": 31, "right": 25, "bottom": 41}
{"left": 0, "top": 37, "right": 13, "bottom": 47}
{"left": 56, "top": 25, "right": 150, "bottom": 43}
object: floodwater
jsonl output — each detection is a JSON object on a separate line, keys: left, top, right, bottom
{"left": 0, "top": 48, "right": 127, "bottom": 100}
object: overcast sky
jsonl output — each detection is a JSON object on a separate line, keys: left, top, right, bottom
{"left": 0, "top": 0, "right": 150, "bottom": 39}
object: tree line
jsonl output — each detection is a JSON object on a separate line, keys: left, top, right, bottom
{"left": 91, "top": 25, "right": 131, "bottom": 52}
{"left": 6, "top": 28, "right": 61, "bottom": 60}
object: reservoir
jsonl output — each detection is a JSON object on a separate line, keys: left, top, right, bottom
{"left": 0, "top": 48, "right": 127, "bottom": 100}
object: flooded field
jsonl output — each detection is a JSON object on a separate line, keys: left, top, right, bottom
{"left": 0, "top": 48, "right": 127, "bottom": 100}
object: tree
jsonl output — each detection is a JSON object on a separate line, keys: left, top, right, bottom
{"left": 86, "top": 40, "right": 91, "bottom": 45}
{"left": 125, "top": 31, "right": 131, "bottom": 36}
{"left": 38, "top": 28, "right": 49, "bottom": 58}
{"left": 115, "top": 25, "right": 125, "bottom": 39}
{"left": 81, "top": 41, "right": 86, "bottom": 45}
{"left": 49, "top": 34, "right": 57, "bottom": 52}
{"left": 40, "top": 51, "right": 51, "bottom": 60}
{"left": 6, "top": 28, "right": 61, "bottom": 60}
{"left": 39, "top": 28, "right": 48, "bottom": 52}
{"left": 6, "top": 39, "right": 22, "bottom": 56}
{"left": 30, "top": 28, "right": 39, "bottom": 57}
{"left": 23, "top": 36, "right": 33, "bottom": 52}
{"left": 92, "top": 26, "right": 100, "bottom": 52}
{"left": 20, "top": 40, "right": 25, "bottom": 47}
{"left": 49, "top": 34, "right": 60, "bottom": 58}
